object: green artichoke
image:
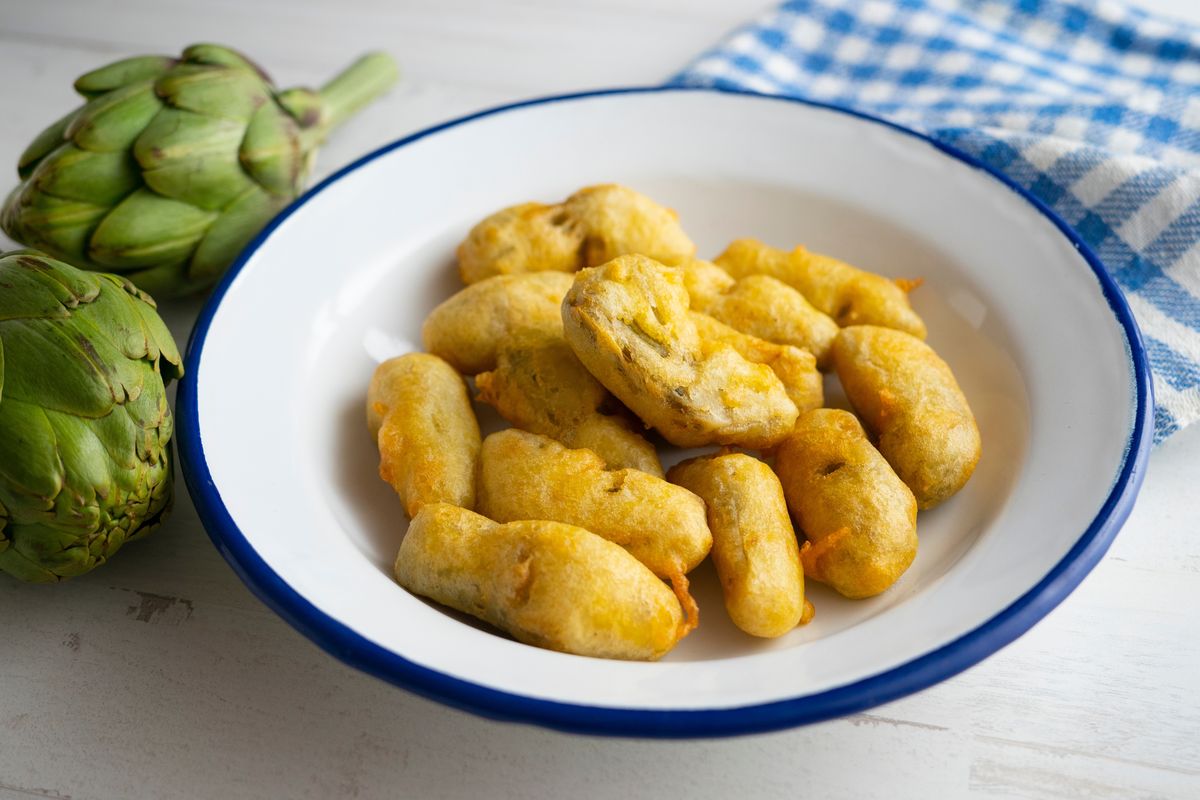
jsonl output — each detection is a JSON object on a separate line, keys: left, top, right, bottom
{"left": 2, "top": 44, "right": 397, "bottom": 298}
{"left": 0, "top": 250, "right": 183, "bottom": 582}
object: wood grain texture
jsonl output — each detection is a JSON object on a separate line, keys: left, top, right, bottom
{"left": 0, "top": 1, "right": 1198, "bottom": 798}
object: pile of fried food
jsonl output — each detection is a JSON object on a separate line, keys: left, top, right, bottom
{"left": 366, "top": 184, "right": 981, "bottom": 661}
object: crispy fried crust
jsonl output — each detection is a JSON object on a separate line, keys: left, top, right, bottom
{"left": 395, "top": 504, "right": 688, "bottom": 660}
{"left": 477, "top": 429, "right": 712, "bottom": 583}
{"left": 421, "top": 272, "right": 575, "bottom": 375}
{"left": 474, "top": 331, "right": 662, "bottom": 476}
{"left": 714, "top": 238, "right": 926, "bottom": 339}
{"left": 688, "top": 311, "right": 823, "bottom": 415}
{"left": 831, "top": 325, "right": 981, "bottom": 509}
{"left": 457, "top": 185, "right": 695, "bottom": 284}
{"left": 774, "top": 409, "right": 918, "bottom": 599}
{"left": 561, "top": 254, "right": 798, "bottom": 448}
{"left": 682, "top": 259, "right": 839, "bottom": 369}
{"left": 668, "top": 452, "right": 809, "bottom": 638}
{"left": 367, "top": 353, "right": 481, "bottom": 516}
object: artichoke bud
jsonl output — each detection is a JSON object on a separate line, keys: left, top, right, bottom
{"left": 3, "top": 45, "right": 398, "bottom": 297}
{"left": 0, "top": 251, "right": 182, "bottom": 582}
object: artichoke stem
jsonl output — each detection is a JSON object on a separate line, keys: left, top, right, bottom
{"left": 317, "top": 52, "right": 399, "bottom": 134}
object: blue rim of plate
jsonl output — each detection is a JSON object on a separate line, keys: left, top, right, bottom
{"left": 176, "top": 85, "right": 1154, "bottom": 739}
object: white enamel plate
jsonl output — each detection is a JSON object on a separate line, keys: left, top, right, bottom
{"left": 177, "top": 88, "right": 1152, "bottom": 737}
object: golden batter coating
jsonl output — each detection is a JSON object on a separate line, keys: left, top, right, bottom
{"left": 714, "top": 238, "right": 926, "bottom": 338}
{"left": 455, "top": 202, "right": 586, "bottom": 284}
{"left": 477, "top": 429, "right": 711, "bottom": 578}
{"left": 681, "top": 259, "right": 839, "bottom": 368}
{"left": 457, "top": 184, "right": 695, "bottom": 284}
{"left": 562, "top": 185, "right": 695, "bottom": 267}
{"left": 774, "top": 409, "right": 918, "bottom": 599}
{"left": 669, "top": 452, "right": 811, "bottom": 638}
{"left": 689, "top": 311, "right": 823, "bottom": 415}
{"left": 562, "top": 254, "right": 798, "bottom": 449}
{"left": 421, "top": 271, "right": 574, "bottom": 375}
{"left": 367, "top": 353, "right": 481, "bottom": 517}
{"left": 831, "top": 325, "right": 981, "bottom": 509}
{"left": 395, "top": 504, "right": 688, "bottom": 660}
{"left": 474, "top": 331, "right": 662, "bottom": 476}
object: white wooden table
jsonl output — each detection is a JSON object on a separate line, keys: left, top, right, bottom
{"left": 1, "top": 2, "right": 1197, "bottom": 798}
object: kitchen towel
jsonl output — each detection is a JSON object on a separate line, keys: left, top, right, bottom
{"left": 674, "top": 0, "right": 1200, "bottom": 442}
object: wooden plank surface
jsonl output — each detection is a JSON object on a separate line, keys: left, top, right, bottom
{"left": 0, "top": 1, "right": 1197, "bottom": 797}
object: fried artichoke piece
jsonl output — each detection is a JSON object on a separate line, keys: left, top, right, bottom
{"left": 477, "top": 429, "right": 711, "bottom": 580}
{"left": 669, "top": 452, "right": 812, "bottom": 638}
{"left": 421, "top": 271, "right": 574, "bottom": 375}
{"left": 367, "top": 353, "right": 481, "bottom": 516}
{"left": 396, "top": 503, "right": 688, "bottom": 661}
{"left": 475, "top": 330, "right": 662, "bottom": 476}
{"left": 689, "top": 311, "right": 823, "bottom": 416}
{"left": 831, "top": 325, "right": 980, "bottom": 509}
{"left": 454, "top": 202, "right": 586, "bottom": 283}
{"left": 774, "top": 409, "right": 918, "bottom": 599}
{"left": 562, "top": 254, "right": 798, "bottom": 449}
{"left": 714, "top": 238, "right": 926, "bottom": 338}
{"left": 681, "top": 259, "right": 839, "bottom": 369}
{"left": 457, "top": 184, "right": 695, "bottom": 284}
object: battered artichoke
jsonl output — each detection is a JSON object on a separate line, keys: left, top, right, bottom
{"left": 2, "top": 44, "right": 397, "bottom": 297}
{"left": 0, "top": 251, "right": 183, "bottom": 581}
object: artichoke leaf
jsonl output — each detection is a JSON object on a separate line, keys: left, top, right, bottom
{"left": 157, "top": 64, "right": 271, "bottom": 120}
{"left": 3, "top": 520, "right": 100, "bottom": 581}
{"left": 45, "top": 406, "right": 138, "bottom": 503}
{"left": 0, "top": 321, "right": 116, "bottom": 416}
{"left": 69, "top": 281, "right": 171, "bottom": 403}
{"left": 0, "top": 251, "right": 101, "bottom": 322}
{"left": 122, "top": 260, "right": 199, "bottom": 300}
{"left": 122, "top": 280, "right": 183, "bottom": 375}
{"left": 0, "top": 536, "right": 62, "bottom": 582}
{"left": 75, "top": 397, "right": 142, "bottom": 473}
{"left": 188, "top": 185, "right": 287, "bottom": 281}
{"left": 1, "top": 186, "right": 108, "bottom": 266}
{"left": 74, "top": 55, "right": 176, "bottom": 98}
{"left": 0, "top": 398, "right": 64, "bottom": 505}
{"left": 88, "top": 189, "right": 216, "bottom": 268}
{"left": 66, "top": 81, "right": 162, "bottom": 153}
{"left": 240, "top": 104, "right": 305, "bottom": 196}
{"left": 121, "top": 386, "right": 172, "bottom": 461}
{"left": 68, "top": 274, "right": 154, "bottom": 363}
{"left": 42, "top": 408, "right": 114, "bottom": 504}
{"left": 29, "top": 145, "right": 140, "bottom": 206}
{"left": 133, "top": 108, "right": 245, "bottom": 170}
{"left": 0, "top": 261, "right": 88, "bottom": 322}
{"left": 70, "top": 313, "right": 160, "bottom": 408}
{"left": 182, "top": 44, "right": 269, "bottom": 79}
{"left": 276, "top": 88, "right": 325, "bottom": 130}
{"left": 141, "top": 155, "right": 255, "bottom": 212}
{"left": 18, "top": 108, "right": 81, "bottom": 179}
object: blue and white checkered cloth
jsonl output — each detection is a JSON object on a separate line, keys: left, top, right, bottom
{"left": 673, "top": 0, "right": 1200, "bottom": 443}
